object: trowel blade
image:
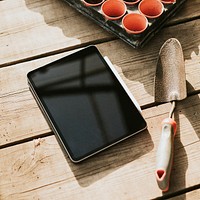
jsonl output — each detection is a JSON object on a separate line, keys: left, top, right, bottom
{"left": 155, "top": 38, "right": 187, "bottom": 103}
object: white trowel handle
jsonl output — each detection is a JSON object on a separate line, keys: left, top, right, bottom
{"left": 155, "top": 118, "right": 177, "bottom": 192}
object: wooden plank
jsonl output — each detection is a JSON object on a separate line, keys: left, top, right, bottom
{"left": 0, "top": 0, "right": 199, "bottom": 66}
{"left": 1, "top": 17, "right": 200, "bottom": 99}
{"left": 170, "top": 189, "right": 200, "bottom": 200}
{"left": 0, "top": 0, "right": 111, "bottom": 66}
{"left": 99, "top": 18, "right": 200, "bottom": 106}
{"left": 1, "top": 18, "right": 200, "bottom": 146}
{"left": 1, "top": 61, "right": 200, "bottom": 149}
{"left": 0, "top": 90, "right": 50, "bottom": 146}
{"left": 169, "top": 0, "right": 200, "bottom": 24}
{"left": 0, "top": 51, "right": 74, "bottom": 97}
{"left": 0, "top": 98, "right": 200, "bottom": 199}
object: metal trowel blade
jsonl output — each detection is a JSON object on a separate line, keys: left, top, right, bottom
{"left": 155, "top": 38, "right": 187, "bottom": 103}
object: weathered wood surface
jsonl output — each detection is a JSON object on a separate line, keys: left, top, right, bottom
{"left": 0, "top": 94, "right": 200, "bottom": 199}
{"left": 0, "top": 0, "right": 199, "bottom": 66}
{"left": 1, "top": 0, "right": 200, "bottom": 199}
{"left": 171, "top": 189, "right": 200, "bottom": 200}
{"left": 1, "top": 21, "right": 200, "bottom": 146}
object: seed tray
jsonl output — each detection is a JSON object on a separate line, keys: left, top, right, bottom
{"left": 63, "top": 0, "right": 187, "bottom": 48}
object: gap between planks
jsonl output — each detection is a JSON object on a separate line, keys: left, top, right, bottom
{"left": 1, "top": 90, "right": 200, "bottom": 150}
{"left": 0, "top": 37, "right": 116, "bottom": 69}
{"left": 0, "top": 15, "right": 198, "bottom": 69}
{"left": 153, "top": 184, "right": 200, "bottom": 200}
{"left": 0, "top": 132, "right": 53, "bottom": 150}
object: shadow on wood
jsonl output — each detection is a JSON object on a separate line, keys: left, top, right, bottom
{"left": 65, "top": 129, "right": 153, "bottom": 187}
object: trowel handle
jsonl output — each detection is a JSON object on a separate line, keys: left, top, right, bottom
{"left": 155, "top": 118, "right": 177, "bottom": 192}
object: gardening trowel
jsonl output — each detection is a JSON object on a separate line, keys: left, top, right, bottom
{"left": 155, "top": 38, "right": 187, "bottom": 192}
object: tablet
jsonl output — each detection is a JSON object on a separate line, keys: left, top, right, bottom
{"left": 27, "top": 46, "right": 147, "bottom": 162}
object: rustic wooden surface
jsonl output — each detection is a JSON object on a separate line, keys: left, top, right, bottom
{"left": 0, "top": 0, "right": 200, "bottom": 199}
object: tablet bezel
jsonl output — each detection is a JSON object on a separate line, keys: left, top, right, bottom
{"left": 27, "top": 46, "right": 147, "bottom": 162}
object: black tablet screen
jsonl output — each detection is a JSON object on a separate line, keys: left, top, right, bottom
{"left": 27, "top": 46, "right": 146, "bottom": 162}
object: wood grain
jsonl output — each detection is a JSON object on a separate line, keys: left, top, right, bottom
{"left": 1, "top": 63, "right": 200, "bottom": 150}
{"left": 0, "top": 0, "right": 200, "bottom": 198}
{"left": 1, "top": 17, "right": 200, "bottom": 99}
{"left": 0, "top": 0, "right": 111, "bottom": 66}
{"left": 0, "top": 0, "right": 199, "bottom": 66}
{"left": 169, "top": 0, "right": 200, "bottom": 24}
{"left": 0, "top": 97, "right": 200, "bottom": 199}
{"left": 170, "top": 189, "right": 200, "bottom": 200}
{"left": 1, "top": 16, "right": 200, "bottom": 146}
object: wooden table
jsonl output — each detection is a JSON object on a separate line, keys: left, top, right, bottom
{"left": 0, "top": 0, "right": 200, "bottom": 199}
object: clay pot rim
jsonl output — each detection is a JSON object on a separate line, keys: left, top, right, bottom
{"left": 82, "top": 0, "right": 105, "bottom": 7}
{"left": 138, "top": 0, "right": 164, "bottom": 19}
{"left": 122, "top": 13, "right": 148, "bottom": 34}
{"left": 101, "top": 0, "right": 127, "bottom": 21}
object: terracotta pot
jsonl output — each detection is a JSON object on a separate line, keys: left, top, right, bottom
{"left": 139, "top": 0, "right": 164, "bottom": 19}
{"left": 161, "top": 0, "right": 176, "bottom": 4}
{"left": 122, "top": 13, "right": 148, "bottom": 34}
{"left": 101, "top": 0, "right": 127, "bottom": 20}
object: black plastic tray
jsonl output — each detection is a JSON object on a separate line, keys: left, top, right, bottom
{"left": 63, "top": 0, "right": 187, "bottom": 48}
